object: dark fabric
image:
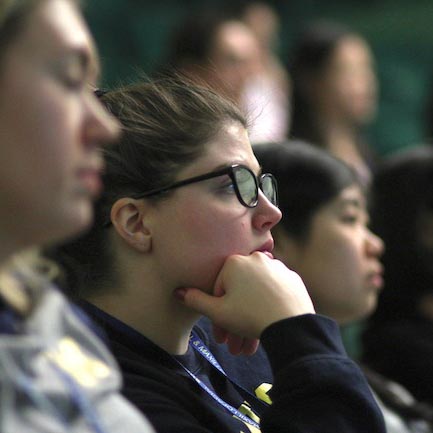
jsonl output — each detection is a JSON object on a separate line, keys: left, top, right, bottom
{"left": 259, "top": 315, "right": 385, "bottom": 433}
{"left": 361, "top": 365, "right": 433, "bottom": 429}
{"left": 81, "top": 302, "right": 385, "bottom": 433}
{"left": 0, "top": 303, "right": 21, "bottom": 334}
{"left": 363, "top": 318, "right": 433, "bottom": 406}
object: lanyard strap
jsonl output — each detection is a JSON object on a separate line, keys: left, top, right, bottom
{"left": 189, "top": 331, "right": 269, "bottom": 408}
{"left": 173, "top": 355, "right": 260, "bottom": 429}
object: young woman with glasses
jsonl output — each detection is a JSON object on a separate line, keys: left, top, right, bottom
{"left": 49, "top": 77, "right": 386, "bottom": 433}
{"left": 0, "top": 0, "right": 155, "bottom": 432}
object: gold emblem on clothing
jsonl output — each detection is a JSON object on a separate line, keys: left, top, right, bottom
{"left": 46, "top": 337, "right": 110, "bottom": 387}
{"left": 254, "top": 383, "right": 273, "bottom": 404}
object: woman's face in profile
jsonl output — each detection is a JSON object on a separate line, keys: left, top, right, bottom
{"left": 277, "top": 184, "right": 384, "bottom": 324}
{"left": 317, "top": 35, "right": 377, "bottom": 125}
{"left": 146, "top": 121, "right": 282, "bottom": 293}
{"left": 208, "top": 21, "right": 260, "bottom": 102}
{"left": 0, "top": 0, "right": 118, "bottom": 248}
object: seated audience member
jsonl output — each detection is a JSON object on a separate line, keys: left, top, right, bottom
{"left": 255, "top": 141, "right": 433, "bottom": 432}
{"left": 165, "top": 6, "right": 290, "bottom": 145}
{"left": 162, "top": 10, "right": 260, "bottom": 106}
{"left": 289, "top": 20, "right": 379, "bottom": 185}
{"left": 362, "top": 146, "right": 433, "bottom": 406}
{"left": 238, "top": 1, "right": 291, "bottom": 143}
{"left": 47, "top": 77, "right": 386, "bottom": 433}
{"left": 0, "top": 0, "right": 154, "bottom": 431}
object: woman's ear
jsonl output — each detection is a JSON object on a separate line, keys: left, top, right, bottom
{"left": 110, "top": 198, "right": 152, "bottom": 253}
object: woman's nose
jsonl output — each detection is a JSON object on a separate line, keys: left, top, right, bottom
{"left": 366, "top": 228, "right": 385, "bottom": 257}
{"left": 252, "top": 189, "right": 282, "bottom": 232}
{"left": 83, "top": 92, "right": 120, "bottom": 147}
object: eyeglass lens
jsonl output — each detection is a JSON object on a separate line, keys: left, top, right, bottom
{"left": 261, "top": 175, "right": 277, "bottom": 206}
{"left": 234, "top": 167, "right": 256, "bottom": 206}
{"left": 234, "top": 167, "right": 277, "bottom": 207}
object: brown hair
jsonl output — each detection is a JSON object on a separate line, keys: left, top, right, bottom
{"left": 0, "top": 1, "right": 43, "bottom": 55}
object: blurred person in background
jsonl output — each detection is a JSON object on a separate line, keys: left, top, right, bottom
{"left": 362, "top": 146, "right": 433, "bottom": 407}
{"left": 163, "top": 9, "right": 261, "bottom": 107}
{"left": 289, "top": 20, "right": 379, "bottom": 185}
{"left": 238, "top": 1, "right": 291, "bottom": 144}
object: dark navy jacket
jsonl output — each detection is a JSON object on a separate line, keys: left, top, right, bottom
{"left": 81, "top": 302, "right": 385, "bottom": 433}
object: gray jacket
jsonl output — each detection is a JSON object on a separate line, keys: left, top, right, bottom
{"left": 0, "top": 286, "right": 155, "bottom": 433}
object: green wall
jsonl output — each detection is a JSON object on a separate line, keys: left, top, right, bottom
{"left": 85, "top": 0, "right": 433, "bottom": 157}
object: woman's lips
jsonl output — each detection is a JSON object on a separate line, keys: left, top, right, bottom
{"left": 368, "top": 272, "right": 384, "bottom": 290}
{"left": 261, "top": 251, "right": 274, "bottom": 259}
{"left": 366, "top": 265, "right": 384, "bottom": 290}
{"left": 253, "top": 239, "right": 275, "bottom": 259}
{"left": 77, "top": 168, "right": 103, "bottom": 197}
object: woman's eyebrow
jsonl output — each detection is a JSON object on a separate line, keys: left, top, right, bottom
{"left": 339, "top": 198, "right": 363, "bottom": 210}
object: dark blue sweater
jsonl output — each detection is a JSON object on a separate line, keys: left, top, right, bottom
{"left": 81, "top": 303, "right": 385, "bottom": 433}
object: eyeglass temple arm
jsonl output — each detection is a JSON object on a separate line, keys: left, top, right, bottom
{"left": 133, "top": 166, "right": 234, "bottom": 199}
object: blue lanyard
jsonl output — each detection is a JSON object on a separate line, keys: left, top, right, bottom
{"left": 174, "top": 330, "right": 270, "bottom": 430}
{"left": 189, "top": 331, "right": 269, "bottom": 409}
{"left": 174, "top": 353, "right": 261, "bottom": 429}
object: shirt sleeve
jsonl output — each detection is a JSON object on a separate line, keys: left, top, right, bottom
{"left": 260, "top": 314, "right": 386, "bottom": 433}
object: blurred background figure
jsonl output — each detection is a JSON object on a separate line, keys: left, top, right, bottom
{"left": 238, "top": 1, "right": 291, "bottom": 144}
{"left": 362, "top": 146, "right": 433, "bottom": 406}
{"left": 255, "top": 141, "right": 433, "bottom": 432}
{"left": 85, "top": 0, "right": 433, "bottom": 159}
{"left": 161, "top": 4, "right": 291, "bottom": 145}
{"left": 289, "top": 20, "right": 378, "bottom": 185}
{"left": 163, "top": 9, "right": 261, "bottom": 106}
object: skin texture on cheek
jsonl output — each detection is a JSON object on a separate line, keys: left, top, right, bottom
{"left": 278, "top": 184, "right": 379, "bottom": 325}
{"left": 302, "top": 223, "right": 361, "bottom": 316}
{"left": 0, "top": 4, "right": 83, "bottom": 246}
{"left": 149, "top": 122, "right": 265, "bottom": 294}
{"left": 167, "top": 200, "right": 251, "bottom": 292}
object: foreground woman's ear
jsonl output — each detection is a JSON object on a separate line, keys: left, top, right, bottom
{"left": 110, "top": 198, "right": 152, "bottom": 253}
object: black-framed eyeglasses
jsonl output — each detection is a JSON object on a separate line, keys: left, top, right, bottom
{"left": 133, "top": 164, "right": 278, "bottom": 208}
